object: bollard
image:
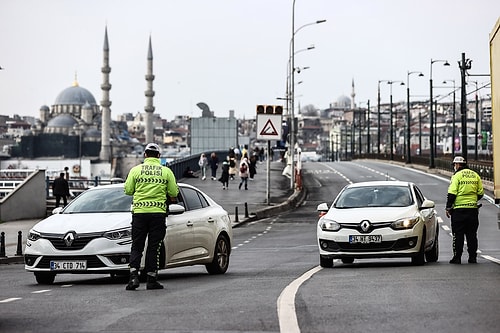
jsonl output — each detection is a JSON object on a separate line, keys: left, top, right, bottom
{"left": 0, "top": 232, "right": 5, "bottom": 257}
{"left": 234, "top": 206, "right": 239, "bottom": 223}
{"left": 244, "top": 202, "right": 249, "bottom": 218}
{"left": 16, "top": 231, "right": 23, "bottom": 256}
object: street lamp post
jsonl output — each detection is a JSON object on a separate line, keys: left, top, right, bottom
{"left": 443, "top": 79, "right": 456, "bottom": 158}
{"left": 406, "top": 71, "right": 424, "bottom": 164}
{"left": 469, "top": 80, "right": 480, "bottom": 160}
{"left": 290, "top": 0, "right": 326, "bottom": 190}
{"left": 377, "top": 80, "right": 389, "bottom": 155}
{"left": 367, "top": 100, "right": 370, "bottom": 154}
{"left": 419, "top": 111, "right": 422, "bottom": 155}
{"left": 458, "top": 53, "right": 472, "bottom": 160}
{"left": 335, "top": 133, "right": 339, "bottom": 161}
{"left": 429, "top": 58, "right": 450, "bottom": 168}
{"left": 387, "top": 80, "right": 405, "bottom": 160}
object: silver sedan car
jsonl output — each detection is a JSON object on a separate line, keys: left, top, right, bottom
{"left": 317, "top": 181, "right": 438, "bottom": 267}
{"left": 25, "top": 183, "right": 233, "bottom": 284}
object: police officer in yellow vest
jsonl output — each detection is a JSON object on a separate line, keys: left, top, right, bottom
{"left": 445, "top": 156, "right": 484, "bottom": 264}
{"left": 124, "top": 143, "right": 179, "bottom": 290}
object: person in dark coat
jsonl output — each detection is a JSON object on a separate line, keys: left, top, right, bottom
{"left": 209, "top": 152, "right": 219, "bottom": 180}
{"left": 52, "top": 172, "right": 70, "bottom": 207}
{"left": 249, "top": 155, "right": 257, "bottom": 180}
{"left": 219, "top": 160, "right": 230, "bottom": 190}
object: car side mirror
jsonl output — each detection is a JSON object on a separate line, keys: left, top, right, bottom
{"left": 169, "top": 203, "right": 185, "bottom": 215}
{"left": 52, "top": 207, "right": 64, "bottom": 215}
{"left": 419, "top": 199, "right": 435, "bottom": 210}
{"left": 317, "top": 203, "right": 329, "bottom": 211}
{"left": 316, "top": 202, "right": 330, "bottom": 217}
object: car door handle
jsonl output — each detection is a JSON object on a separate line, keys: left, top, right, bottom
{"left": 207, "top": 218, "right": 215, "bottom": 223}
{"left": 186, "top": 221, "right": 194, "bottom": 227}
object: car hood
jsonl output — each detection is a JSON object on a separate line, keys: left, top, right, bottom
{"left": 326, "top": 206, "right": 417, "bottom": 223}
{"left": 31, "top": 213, "right": 132, "bottom": 234}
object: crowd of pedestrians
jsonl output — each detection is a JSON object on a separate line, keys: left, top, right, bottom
{"left": 195, "top": 145, "right": 268, "bottom": 191}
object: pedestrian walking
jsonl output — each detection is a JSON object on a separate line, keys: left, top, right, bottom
{"left": 228, "top": 154, "right": 237, "bottom": 180}
{"left": 198, "top": 153, "right": 208, "bottom": 180}
{"left": 52, "top": 172, "right": 70, "bottom": 207}
{"left": 124, "top": 143, "right": 179, "bottom": 290}
{"left": 238, "top": 156, "right": 249, "bottom": 190}
{"left": 219, "top": 160, "right": 230, "bottom": 190}
{"left": 445, "top": 156, "right": 484, "bottom": 264}
{"left": 259, "top": 147, "right": 265, "bottom": 162}
{"left": 209, "top": 152, "right": 219, "bottom": 180}
{"left": 249, "top": 154, "right": 257, "bottom": 180}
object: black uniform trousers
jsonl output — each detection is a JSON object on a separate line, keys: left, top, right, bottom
{"left": 450, "top": 208, "right": 479, "bottom": 258}
{"left": 129, "top": 213, "right": 167, "bottom": 274}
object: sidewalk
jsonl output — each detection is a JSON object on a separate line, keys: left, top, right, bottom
{"left": 0, "top": 160, "right": 305, "bottom": 265}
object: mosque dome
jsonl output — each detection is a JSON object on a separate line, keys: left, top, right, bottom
{"left": 39, "top": 105, "right": 50, "bottom": 112}
{"left": 54, "top": 81, "right": 97, "bottom": 106}
{"left": 46, "top": 114, "right": 78, "bottom": 128}
{"left": 336, "top": 95, "right": 351, "bottom": 108}
{"left": 85, "top": 128, "right": 101, "bottom": 138}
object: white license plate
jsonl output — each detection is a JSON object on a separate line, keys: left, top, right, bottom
{"left": 349, "top": 235, "right": 382, "bottom": 244}
{"left": 50, "top": 260, "right": 87, "bottom": 271}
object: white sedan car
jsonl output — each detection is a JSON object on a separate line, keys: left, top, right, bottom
{"left": 25, "top": 183, "right": 233, "bottom": 284}
{"left": 317, "top": 181, "right": 438, "bottom": 267}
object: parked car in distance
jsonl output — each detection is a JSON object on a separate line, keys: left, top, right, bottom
{"left": 25, "top": 183, "right": 233, "bottom": 284}
{"left": 317, "top": 181, "right": 439, "bottom": 267}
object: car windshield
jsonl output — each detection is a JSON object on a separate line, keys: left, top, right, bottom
{"left": 335, "top": 185, "right": 413, "bottom": 208}
{"left": 63, "top": 187, "right": 132, "bottom": 213}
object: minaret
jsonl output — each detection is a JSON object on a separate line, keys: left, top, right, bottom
{"left": 350, "top": 78, "right": 356, "bottom": 109}
{"left": 99, "top": 26, "right": 112, "bottom": 161}
{"left": 144, "top": 36, "right": 155, "bottom": 144}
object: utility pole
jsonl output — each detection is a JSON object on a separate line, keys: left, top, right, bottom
{"left": 459, "top": 52, "right": 472, "bottom": 160}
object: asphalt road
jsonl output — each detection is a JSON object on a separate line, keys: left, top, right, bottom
{"left": 1, "top": 161, "right": 499, "bottom": 333}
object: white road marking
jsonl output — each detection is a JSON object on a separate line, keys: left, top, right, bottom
{"left": 278, "top": 266, "right": 322, "bottom": 333}
{"left": 31, "top": 289, "right": 51, "bottom": 294}
{"left": 481, "top": 254, "right": 500, "bottom": 264}
{"left": 0, "top": 297, "right": 21, "bottom": 303}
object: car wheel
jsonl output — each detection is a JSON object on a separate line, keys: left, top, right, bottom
{"left": 411, "top": 231, "right": 426, "bottom": 266}
{"left": 34, "top": 272, "right": 56, "bottom": 285}
{"left": 205, "top": 235, "right": 230, "bottom": 274}
{"left": 425, "top": 228, "right": 439, "bottom": 263}
{"left": 341, "top": 258, "right": 354, "bottom": 264}
{"left": 320, "top": 255, "right": 333, "bottom": 268}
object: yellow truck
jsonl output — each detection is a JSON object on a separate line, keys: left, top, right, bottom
{"left": 491, "top": 18, "right": 500, "bottom": 204}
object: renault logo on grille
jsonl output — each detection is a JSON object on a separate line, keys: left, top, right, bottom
{"left": 360, "top": 220, "right": 371, "bottom": 233}
{"left": 63, "top": 231, "right": 76, "bottom": 247}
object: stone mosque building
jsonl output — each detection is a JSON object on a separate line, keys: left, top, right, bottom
{"left": 16, "top": 27, "right": 155, "bottom": 165}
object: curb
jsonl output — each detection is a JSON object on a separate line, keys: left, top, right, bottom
{"left": 0, "top": 256, "right": 24, "bottom": 265}
{"left": 234, "top": 186, "right": 308, "bottom": 226}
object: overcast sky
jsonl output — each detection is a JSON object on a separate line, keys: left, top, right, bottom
{"left": 1, "top": 0, "right": 499, "bottom": 121}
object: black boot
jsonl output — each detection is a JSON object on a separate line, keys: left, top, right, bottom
{"left": 468, "top": 256, "right": 477, "bottom": 263}
{"left": 125, "top": 270, "right": 140, "bottom": 290}
{"left": 146, "top": 273, "right": 164, "bottom": 290}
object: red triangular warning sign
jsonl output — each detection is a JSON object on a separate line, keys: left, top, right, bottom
{"left": 260, "top": 119, "right": 278, "bottom": 136}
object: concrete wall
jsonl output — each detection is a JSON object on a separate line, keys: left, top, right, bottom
{"left": 0, "top": 170, "right": 46, "bottom": 221}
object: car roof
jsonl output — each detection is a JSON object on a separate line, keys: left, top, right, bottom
{"left": 346, "top": 181, "right": 414, "bottom": 188}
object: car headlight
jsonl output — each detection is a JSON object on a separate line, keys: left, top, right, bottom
{"left": 319, "top": 218, "right": 341, "bottom": 232}
{"left": 391, "top": 217, "right": 420, "bottom": 230}
{"left": 103, "top": 228, "right": 132, "bottom": 240}
{"left": 27, "top": 230, "right": 41, "bottom": 241}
